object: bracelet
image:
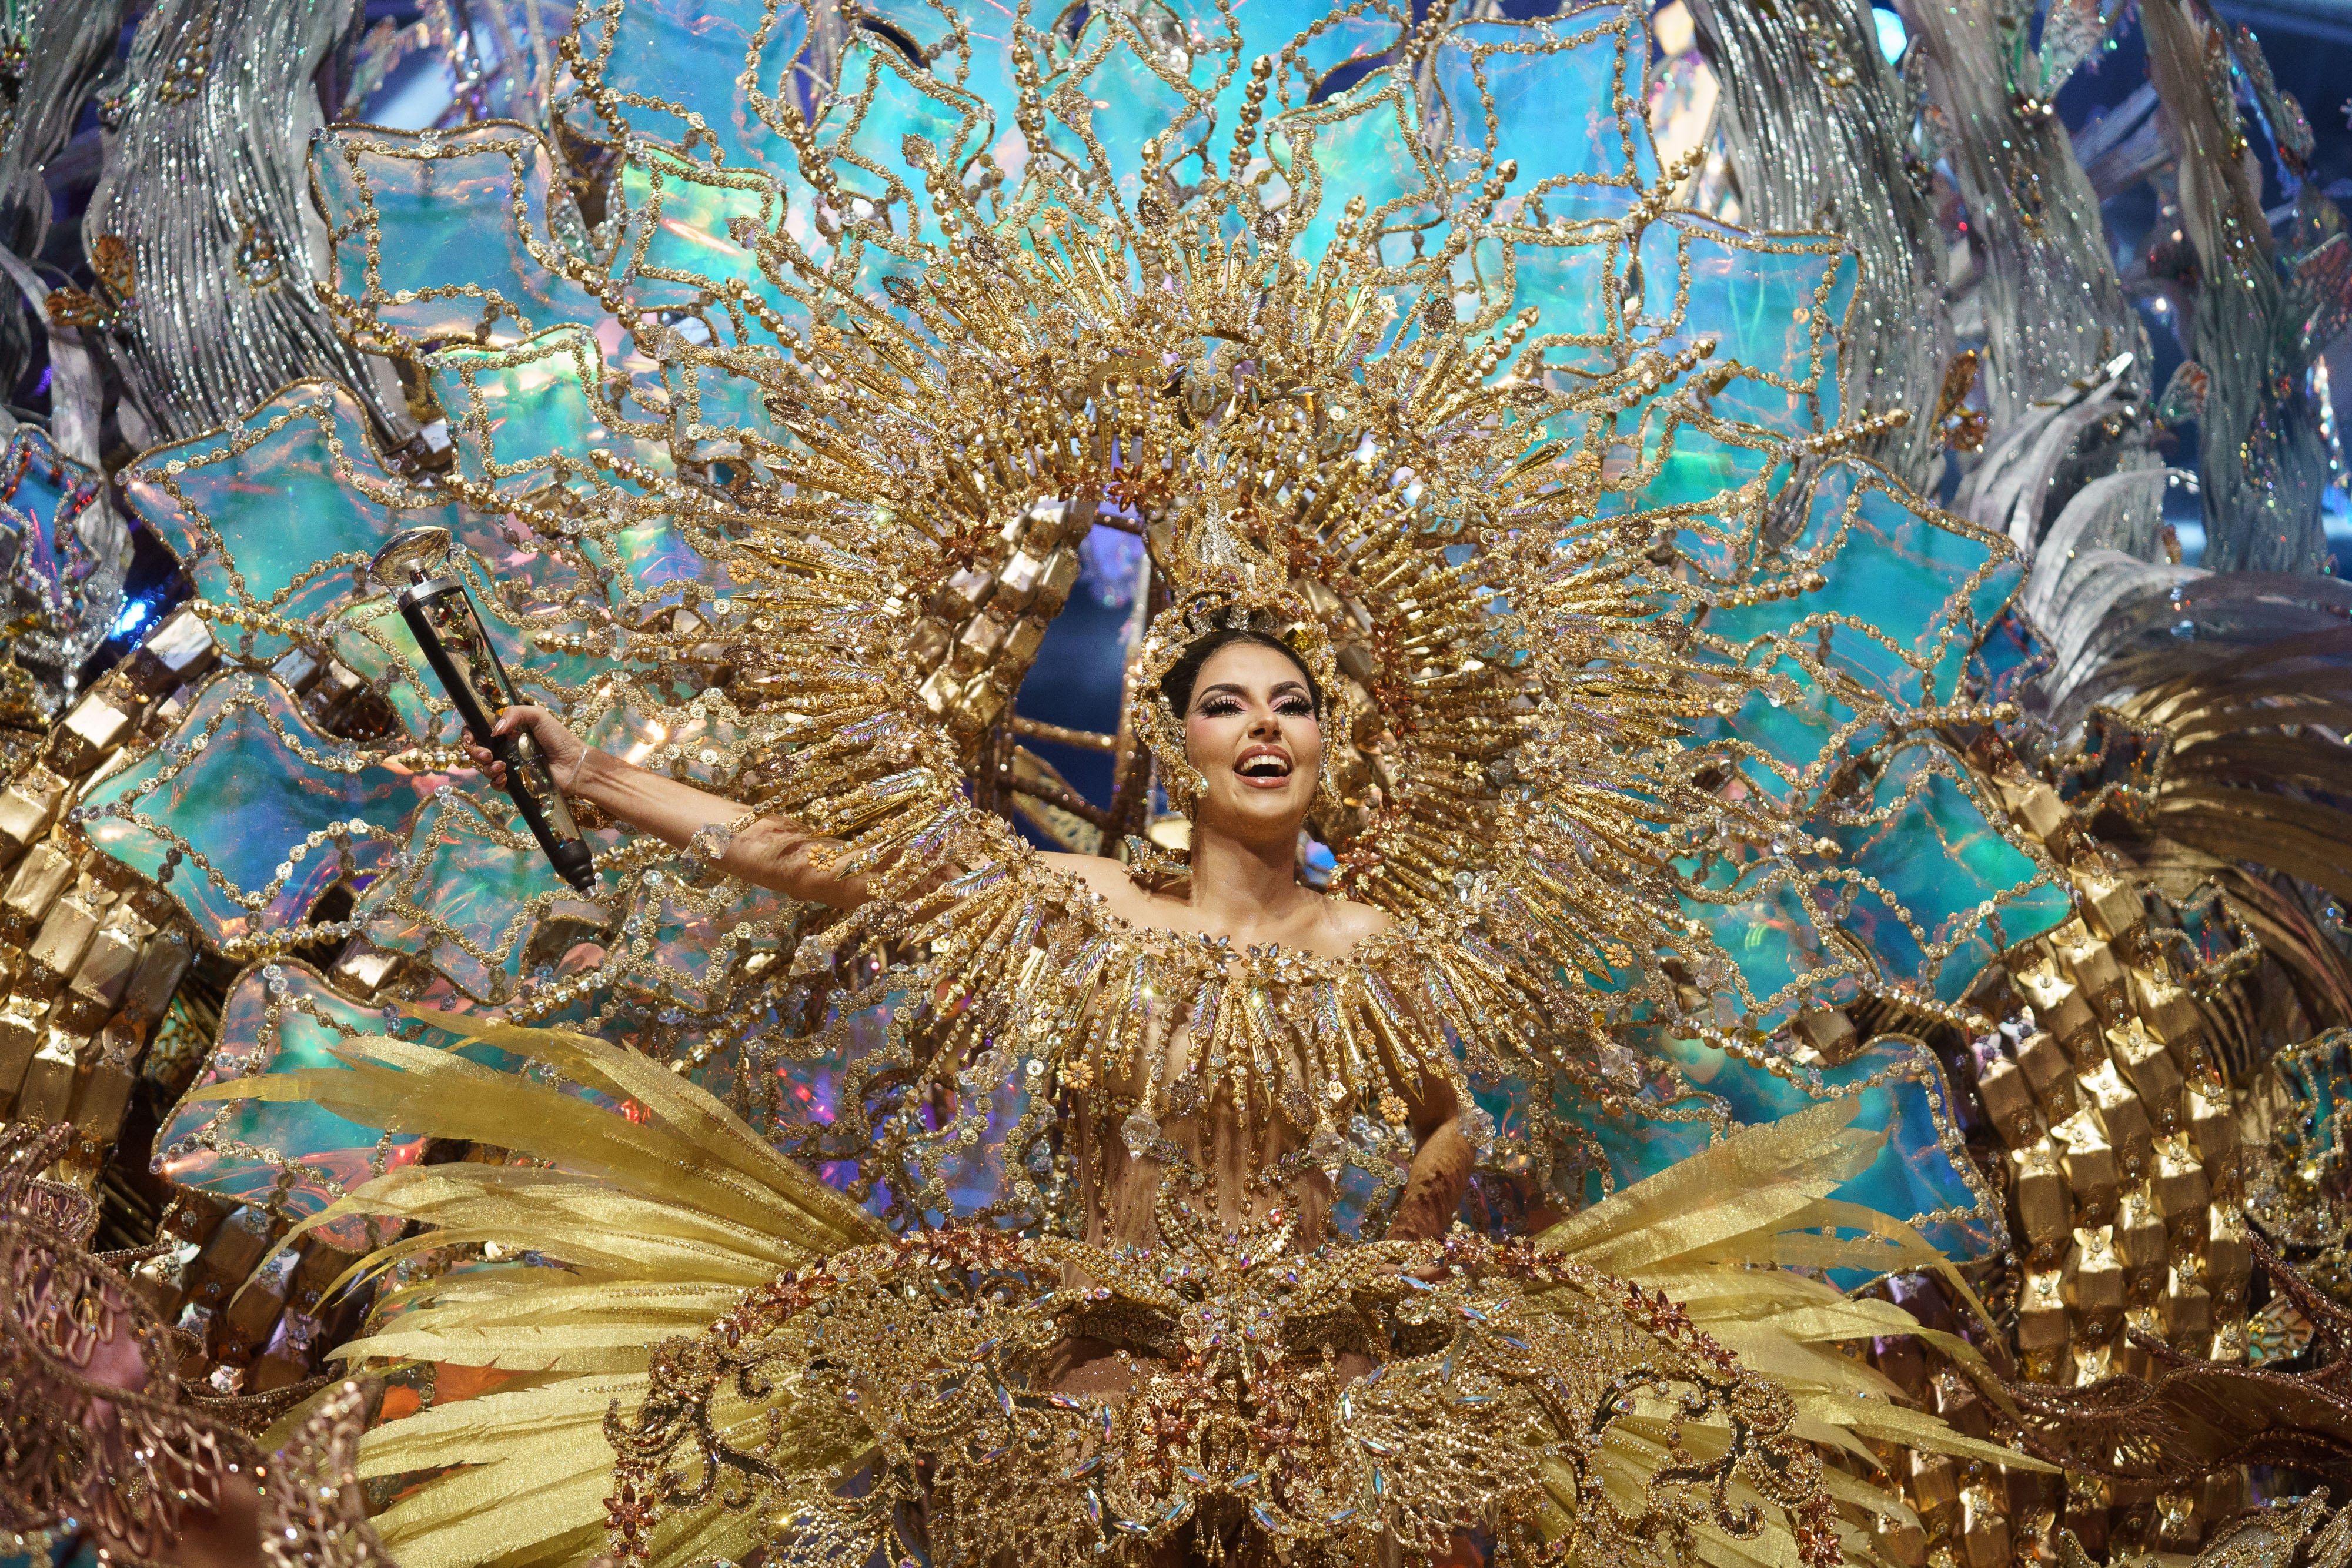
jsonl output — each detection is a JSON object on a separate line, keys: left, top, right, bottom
{"left": 687, "top": 810, "right": 760, "bottom": 864}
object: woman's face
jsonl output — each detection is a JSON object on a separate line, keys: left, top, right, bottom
{"left": 1182, "top": 641, "right": 1323, "bottom": 838}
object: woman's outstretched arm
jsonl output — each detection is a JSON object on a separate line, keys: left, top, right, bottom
{"left": 469, "top": 705, "right": 874, "bottom": 908}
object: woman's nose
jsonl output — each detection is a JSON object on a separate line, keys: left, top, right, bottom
{"left": 1248, "top": 708, "right": 1280, "bottom": 736}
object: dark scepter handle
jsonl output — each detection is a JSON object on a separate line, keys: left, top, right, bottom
{"left": 482, "top": 726, "right": 600, "bottom": 896}
{"left": 393, "top": 579, "right": 600, "bottom": 897}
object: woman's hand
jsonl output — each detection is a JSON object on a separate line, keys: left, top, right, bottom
{"left": 465, "top": 704, "right": 594, "bottom": 793}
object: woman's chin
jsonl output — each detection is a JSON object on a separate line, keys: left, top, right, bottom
{"left": 1202, "top": 787, "right": 1311, "bottom": 834}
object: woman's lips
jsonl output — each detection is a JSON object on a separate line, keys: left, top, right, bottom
{"left": 1235, "top": 748, "right": 1294, "bottom": 788}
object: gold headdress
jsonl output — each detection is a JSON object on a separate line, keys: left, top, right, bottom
{"left": 865, "top": 185, "right": 1682, "bottom": 925}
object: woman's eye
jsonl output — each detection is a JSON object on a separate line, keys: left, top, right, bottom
{"left": 1198, "top": 699, "right": 1242, "bottom": 716}
{"left": 1277, "top": 700, "right": 1313, "bottom": 717}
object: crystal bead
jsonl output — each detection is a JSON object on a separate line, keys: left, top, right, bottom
{"left": 1120, "top": 1109, "right": 1161, "bottom": 1156}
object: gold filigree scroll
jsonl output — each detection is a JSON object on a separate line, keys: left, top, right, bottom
{"left": 605, "top": 1226, "right": 1844, "bottom": 1568}
{"left": 0, "top": 1123, "right": 260, "bottom": 1563}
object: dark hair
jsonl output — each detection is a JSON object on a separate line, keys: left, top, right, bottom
{"left": 1159, "top": 627, "right": 1323, "bottom": 718}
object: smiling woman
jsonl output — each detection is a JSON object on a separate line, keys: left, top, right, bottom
{"left": 473, "top": 618, "right": 1443, "bottom": 1271}
{"left": 1044, "top": 627, "right": 1383, "bottom": 957}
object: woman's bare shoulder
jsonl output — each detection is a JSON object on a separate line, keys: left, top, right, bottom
{"left": 1323, "top": 893, "right": 1397, "bottom": 947}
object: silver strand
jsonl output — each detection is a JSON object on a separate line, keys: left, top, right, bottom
{"left": 1682, "top": 0, "right": 1950, "bottom": 488}
{"left": 80, "top": 0, "right": 415, "bottom": 446}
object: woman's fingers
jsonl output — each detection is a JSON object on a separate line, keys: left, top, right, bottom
{"left": 492, "top": 703, "right": 550, "bottom": 738}
{"left": 459, "top": 736, "right": 508, "bottom": 784}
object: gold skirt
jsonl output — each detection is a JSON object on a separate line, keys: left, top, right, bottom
{"left": 191, "top": 1022, "right": 2031, "bottom": 1568}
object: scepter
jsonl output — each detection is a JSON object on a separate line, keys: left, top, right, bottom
{"left": 369, "top": 526, "right": 599, "bottom": 895}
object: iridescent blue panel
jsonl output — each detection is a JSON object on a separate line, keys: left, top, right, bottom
{"left": 121, "top": 384, "right": 457, "bottom": 663}
{"left": 315, "top": 125, "right": 605, "bottom": 343}
{"left": 80, "top": 678, "right": 415, "bottom": 945}
{"left": 153, "top": 964, "right": 432, "bottom": 1250}
{"left": 1432, "top": 10, "right": 1655, "bottom": 220}
{"left": 429, "top": 327, "right": 675, "bottom": 497}
{"left": 582, "top": 0, "right": 800, "bottom": 174}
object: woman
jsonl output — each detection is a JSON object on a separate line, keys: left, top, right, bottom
{"left": 473, "top": 626, "right": 1472, "bottom": 1390}
{"left": 166, "top": 108, "right": 2049, "bottom": 1562}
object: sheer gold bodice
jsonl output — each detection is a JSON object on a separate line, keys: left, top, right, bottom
{"left": 1077, "top": 1005, "right": 1338, "bottom": 1254}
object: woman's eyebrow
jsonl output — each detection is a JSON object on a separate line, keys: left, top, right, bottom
{"left": 1196, "top": 678, "right": 1309, "bottom": 703}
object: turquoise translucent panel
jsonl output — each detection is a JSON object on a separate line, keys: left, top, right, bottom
{"left": 1669, "top": 763, "right": 2061, "bottom": 1017}
{"left": 1257, "top": 1, "right": 1403, "bottom": 99}
{"left": 1671, "top": 861, "right": 1841, "bottom": 1007}
{"left": 155, "top": 964, "right": 425, "bottom": 1250}
{"left": 1042, "top": 15, "right": 1208, "bottom": 205}
{"left": 1708, "top": 470, "right": 2018, "bottom": 718}
{"left": 1274, "top": 74, "right": 1435, "bottom": 263}
{"left": 1831, "top": 756, "right": 2068, "bottom": 1001}
{"left": 652, "top": 352, "right": 787, "bottom": 459}
{"left": 610, "top": 152, "right": 807, "bottom": 325}
{"left": 581, "top": 0, "right": 803, "bottom": 175}
{"left": 1431, "top": 12, "right": 1655, "bottom": 212}
{"left": 79, "top": 679, "right": 415, "bottom": 945}
{"left": 1661, "top": 466, "right": 2070, "bottom": 1012}
{"left": 359, "top": 792, "right": 619, "bottom": 998}
{"left": 584, "top": 510, "right": 737, "bottom": 602}
{"left": 1506, "top": 236, "right": 1619, "bottom": 377}
{"left": 121, "top": 388, "right": 462, "bottom": 677}
{"left": 825, "top": 37, "right": 991, "bottom": 240}
{"left": 155, "top": 967, "right": 512, "bottom": 1249}
{"left": 1799, "top": 482, "right": 2015, "bottom": 704}
{"left": 1636, "top": 220, "right": 1850, "bottom": 434}
{"left": 429, "top": 327, "right": 674, "bottom": 496}
{"left": 1634, "top": 427, "right": 1765, "bottom": 512}
{"left": 316, "top": 126, "right": 604, "bottom": 344}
